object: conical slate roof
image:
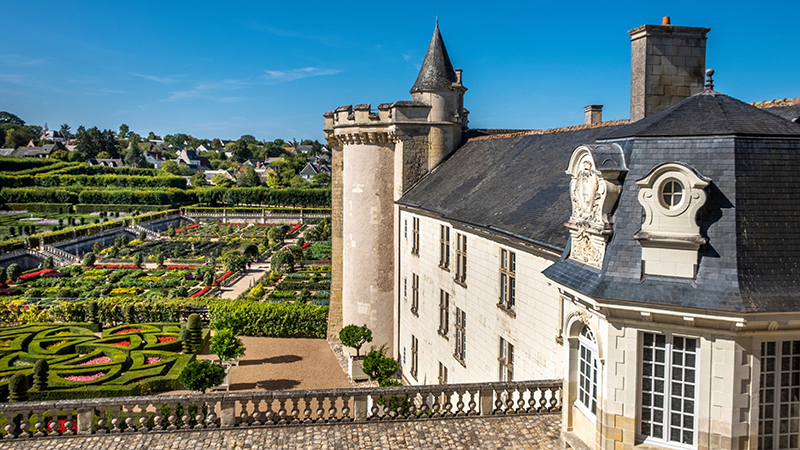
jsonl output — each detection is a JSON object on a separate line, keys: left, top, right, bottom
{"left": 601, "top": 89, "right": 800, "bottom": 139}
{"left": 410, "top": 23, "right": 457, "bottom": 93}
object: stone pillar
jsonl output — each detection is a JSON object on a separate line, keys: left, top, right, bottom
{"left": 328, "top": 145, "right": 344, "bottom": 342}
{"left": 584, "top": 105, "right": 603, "bottom": 125}
{"left": 629, "top": 20, "right": 710, "bottom": 121}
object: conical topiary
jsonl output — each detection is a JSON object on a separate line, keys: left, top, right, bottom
{"left": 180, "top": 328, "right": 193, "bottom": 354}
{"left": 187, "top": 313, "right": 202, "bottom": 353}
{"left": 32, "top": 359, "right": 48, "bottom": 391}
{"left": 124, "top": 304, "right": 136, "bottom": 324}
{"left": 9, "top": 373, "right": 29, "bottom": 402}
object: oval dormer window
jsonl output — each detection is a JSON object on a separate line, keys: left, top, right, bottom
{"left": 660, "top": 179, "right": 684, "bottom": 210}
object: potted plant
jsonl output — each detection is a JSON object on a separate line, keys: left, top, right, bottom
{"left": 339, "top": 324, "right": 372, "bottom": 381}
{"left": 210, "top": 329, "right": 246, "bottom": 366}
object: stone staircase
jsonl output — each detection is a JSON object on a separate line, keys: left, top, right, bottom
{"left": 38, "top": 245, "right": 81, "bottom": 266}
{"left": 125, "top": 224, "right": 160, "bottom": 240}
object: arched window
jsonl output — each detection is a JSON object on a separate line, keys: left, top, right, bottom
{"left": 578, "top": 324, "right": 598, "bottom": 416}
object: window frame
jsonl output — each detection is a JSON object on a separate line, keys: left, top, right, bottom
{"left": 498, "top": 249, "right": 516, "bottom": 315}
{"left": 439, "top": 225, "right": 450, "bottom": 270}
{"left": 438, "top": 290, "right": 449, "bottom": 338}
{"left": 438, "top": 361, "right": 448, "bottom": 385}
{"left": 638, "top": 331, "right": 699, "bottom": 449}
{"left": 454, "top": 307, "right": 466, "bottom": 366}
{"left": 455, "top": 233, "right": 467, "bottom": 285}
{"left": 499, "top": 337, "right": 514, "bottom": 382}
{"left": 576, "top": 325, "right": 599, "bottom": 421}
{"left": 411, "top": 217, "right": 420, "bottom": 255}
{"left": 411, "top": 273, "right": 419, "bottom": 317}
{"left": 410, "top": 334, "right": 418, "bottom": 380}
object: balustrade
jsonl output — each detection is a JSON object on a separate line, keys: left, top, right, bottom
{"left": 0, "top": 380, "right": 560, "bottom": 439}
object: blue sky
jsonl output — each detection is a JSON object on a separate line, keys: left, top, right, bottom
{"left": 2, "top": 1, "right": 798, "bottom": 142}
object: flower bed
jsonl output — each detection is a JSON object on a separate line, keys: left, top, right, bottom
{"left": 64, "top": 372, "right": 105, "bottom": 382}
{"left": 213, "top": 271, "right": 234, "bottom": 285}
{"left": 288, "top": 224, "right": 302, "bottom": 235}
{"left": 157, "top": 336, "right": 177, "bottom": 343}
{"left": 19, "top": 269, "right": 55, "bottom": 281}
{"left": 114, "top": 328, "right": 144, "bottom": 335}
{"left": 80, "top": 356, "right": 113, "bottom": 365}
{"left": 190, "top": 286, "right": 212, "bottom": 298}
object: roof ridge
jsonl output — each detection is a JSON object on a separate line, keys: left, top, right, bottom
{"left": 468, "top": 119, "right": 631, "bottom": 142}
{"left": 751, "top": 97, "right": 800, "bottom": 108}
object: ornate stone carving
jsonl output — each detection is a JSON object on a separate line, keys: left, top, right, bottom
{"left": 573, "top": 310, "right": 592, "bottom": 325}
{"left": 565, "top": 144, "right": 626, "bottom": 268}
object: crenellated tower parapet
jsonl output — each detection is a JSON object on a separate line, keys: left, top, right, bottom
{"left": 324, "top": 23, "right": 468, "bottom": 357}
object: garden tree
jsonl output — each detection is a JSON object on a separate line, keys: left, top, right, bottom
{"left": 312, "top": 173, "right": 331, "bottom": 185}
{"left": 224, "top": 253, "right": 247, "bottom": 273}
{"left": 170, "top": 286, "right": 188, "bottom": 298}
{"left": 236, "top": 165, "right": 260, "bottom": 187}
{"left": 270, "top": 250, "right": 294, "bottom": 273}
{"left": 0, "top": 267, "right": 6, "bottom": 285}
{"left": 339, "top": 324, "right": 372, "bottom": 357}
{"left": 133, "top": 252, "right": 144, "bottom": 268}
{"left": 239, "top": 134, "right": 257, "bottom": 145}
{"left": 108, "top": 245, "right": 119, "bottom": 259}
{"left": 229, "top": 139, "right": 252, "bottom": 163}
{"left": 211, "top": 138, "right": 222, "bottom": 148}
{"left": 9, "top": 226, "right": 15, "bottom": 236}
{"left": 75, "top": 126, "right": 120, "bottom": 160}
{"left": 164, "top": 133, "right": 190, "bottom": 147}
{"left": 362, "top": 344, "right": 400, "bottom": 386}
{"left": 123, "top": 142, "right": 145, "bottom": 168}
{"left": 59, "top": 123, "right": 71, "bottom": 139}
{"left": 265, "top": 170, "right": 282, "bottom": 188}
{"left": 179, "top": 360, "right": 226, "bottom": 393}
{"left": 267, "top": 226, "right": 283, "bottom": 243}
{"left": 118, "top": 124, "right": 129, "bottom": 139}
{"left": 204, "top": 271, "right": 214, "bottom": 286}
{"left": 147, "top": 131, "right": 161, "bottom": 141}
{"left": 43, "top": 256, "right": 54, "bottom": 269}
{"left": 138, "top": 230, "right": 147, "bottom": 241}
{"left": 154, "top": 251, "right": 165, "bottom": 267}
{"left": 190, "top": 172, "right": 207, "bottom": 187}
{"left": 95, "top": 151, "right": 111, "bottom": 159}
{"left": 211, "top": 172, "right": 235, "bottom": 188}
{"left": 247, "top": 284, "right": 265, "bottom": 300}
{"left": 241, "top": 244, "right": 259, "bottom": 261}
{"left": 50, "top": 149, "right": 68, "bottom": 161}
{"left": 0, "top": 111, "right": 25, "bottom": 125}
{"left": 9, "top": 373, "right": 29, "bottom": 402}
{"left": 4, "top": 127, "right": 36, "bottom": 149}
{"left": 187, "top": 313, "right": 203, "bottom": 352}
{"left": 209, "top": 329, "right": 246, "bottom": 363}
{"left": 166, "top": 224, "right": 176, "bottom": 237}
{"left": 217, "top": 148, "right": 227, "bottom": 160}
{"left": 7, "top": 264, "right": 21, "bottom": 282}
{"left": 93, "top": 242, "right": 103, "bottom": 255}
{"left": 82, "top": 252, "right": 96, "bottom": 267}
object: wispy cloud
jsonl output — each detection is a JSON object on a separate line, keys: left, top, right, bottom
{"left": 130, "top": 72, "right": 186, "bottom": 84}
{"left": 0, "top": 55, "right": 45, "bottom": 66}
{"left": 0, "top": 74, "right": 24, "bottom": 84}
{"left": 262, "top": 67, "right": 341, "bottom": 84}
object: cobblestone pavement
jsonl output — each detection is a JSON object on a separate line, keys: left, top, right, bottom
{"left": 0, "top": 414, "right": 562, "bottom": 450}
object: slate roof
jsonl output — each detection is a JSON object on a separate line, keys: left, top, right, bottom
{"left": 544, "top": 91, "right": 800, "bottom": 314}
{"left": 600, "top": 90, "right": 800, "bottom": 139}
{"left": 410, "top": 23, "right": 457, "bottom": 94}
{"left": 763, "top": 105, "right": 800, "bottom": 123}
{"left": 397, "top": 122, "right": 628, "bottom": 251}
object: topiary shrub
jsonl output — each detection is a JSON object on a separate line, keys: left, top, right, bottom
{"left": 43, "top": 256, "right": 54, "bottom": 270}
{"left": 88, "top": 301, "right": 99, "bottom": 325}
{"left": 362, "top": 344, "right": 399, "bottom": 385}
{"left": 179, "top": 360, "right": 225, "bottom": 393}
{"left": 9, "top": 373, "right": 29, "bottom": 402}
{"left": 32, "top": 359, "right": 48, "bottom": 391}
{"left": 180, "top": 328, "right": 193, "bottom": 353}
{"left": 209, "top": 329, "right": 245, "bottom": 363}
{"left": 187, "top": 314, "right": 202, "bottom": 353}
{"left": 339, "top": 324, "right": 372, "bottom": 357}
{"left": 124, "top": 304, "right": 136, "bottom": 324}
{"left": 82, "top": 252, "right": 96, "bottom": 267}
{"left": 7, "top": 264, "right": 21, "bottom": 282}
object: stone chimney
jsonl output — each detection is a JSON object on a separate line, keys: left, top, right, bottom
{"left": 629, "top": 17, "right": 710, "bottom": 121}
{"left": 584, "top": 105, "right": 603, "bottom": 125}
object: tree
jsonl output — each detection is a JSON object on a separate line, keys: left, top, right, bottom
{"left": 339, "top": 324, "right": 374, "bottom": 357}
{"left": 59, "top": 123, "right": 71, "bottom": 139}
{"left": 4, "top": 127, "right": 36, "bottom": 149}
{"left": 211, "top": 172, "right": 235, "bottom": 188}
{"left": 179, "top": 360, "right": 225, "bottom": 393}
{"left": 211, "top": 138, "right": 222, "bottom": 148}
{"left": 42, "top": 256, "right": 54, "bottom": 270}
{"left": 312, "top": 173, "right": 331, "bottom": 185}
{"left": 236, "top": 165, "right": 259, "bottom": 187}
{"left": 93, "top": 242, "right": 103, "bottom": 254}
{"left": 155, "top": 251, "right": 165, "bottom": 267}
{"left": 7, "top": 264, "right": 21, "bottom": 282}
{"left": 270, "top": 250, "right": 294, "bottom": 273}
{"left": 133, "top": 253, "right": 144, "bottom": 268}
{"left": 224, "top": 253, "right": 247, "bottom": 273}
{"left": 147, "top": 131, "right": 161, "bottom": 141}
{"left": 209, "top": 329, "right": 246, "bottom": 363}
{"left": 241, "top": 243, "right": 259, "bottom": 261}
{"left": 190, "top": 172, "right": 207, "bottom": 187}
{"left": 166, "top": 224, "right": 176, "bottom": 237}
{"left": 123, "top": 143, "right": 144, "bottom": 168}
{"left": 0, "top": 267, "right": 7, "bottom": 285}
{"left": 119, "top": 124, "right": 130, "bottom": 139}
{"left": 82, "top": 252, "right": 96, "bottom": 267}
{"left": 362, "top": 344, "right": 399, "bottom": 385}
{"left": 0, "top": 112, "right": 25, "bottom": 126}
{"left": 75, "top": 127, "right": 119, "bottom": 159}
{"left": 230, "top": 139, "right": 252, "bottom": 163}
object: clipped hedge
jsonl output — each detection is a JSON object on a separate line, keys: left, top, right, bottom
{"left": 192, "top": 187, "right": 331, "bottom": 208}
{"left": 74, "top": 204, "right": 169, "bottom": 214}
{"left": 5, "top": 203, "right": 73, "bottom": 214}
{"left": 0, "top": 157, "right": 65, "bottom": 173}
{"left": 0, "top": 187, "right": 79, "bottom": 204}
{"left": 77, "top": 188, "right": 187, "bottom": 205}
{"left": 208, "top": 300, "right": 328, "bottom": 338}
{"left": 0, "top": 174, "right": 187, "bottom": 190}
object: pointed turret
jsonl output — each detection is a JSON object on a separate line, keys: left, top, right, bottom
{"left": 410, "top": 22, "right": 457, "bottom": 93}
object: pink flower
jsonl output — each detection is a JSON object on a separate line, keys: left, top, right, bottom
{"left": 80, "top": 356, "right": 112, "bottom": 365}
{"left": 145, "top": 357, "right": 163, "bottom": 364}
{"left": 65, "top": 372, "right": 105, "bottom": 382}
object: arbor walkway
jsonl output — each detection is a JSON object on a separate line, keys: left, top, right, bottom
{"left": 0, "top": 414, "right": 562, "bottom": 449}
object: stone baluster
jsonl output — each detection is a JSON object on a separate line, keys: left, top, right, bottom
{"left": 239, "top": 400, "right": 251, "bottom": 427}
{"left": 166, "top": 405, "right": 179, "bottom": 431}
{"left": 317, "top": 395, "right": 328, "bottom": 423}
{"left": 110, "top": 407, "right": 123, "bottom": 433}
{"left": 96, "top": 408, "right": 109, "bottom": 434}
{"left": 277, "top": 398, "right": 288, "bottom": 425}
{"left": 63, "top": 410, "right": 75, "bottom": 435}
{"left": 33, "top": 410, "right": 47, "bottom": 437}
{"left": 528, "top": 387, "right": 540, "bottom": 413}
{"left": 289, "top": 399, "right": 300, "bottom": 424}
{"left": 263, "top": 400, "right": 276, "bottom": 425}
{"left": 340, "top": 395, "right": 352, "bottom": 422}
{"left": 549, "top": 386, "right": 560, "bottom": 411}
{"left": 124, "top": 405, "right": 136, "bottom": 432}
{"left": 517, "top": 388, "right": 527, "bottom": 414}
{"left": 302, "top": 397, "right": 312, "bottom": 423}
{"left": 443, "top": 389, "right": 454, "bottom": 418}
{"left": 455, "top": 388, "right": 467, "bottom": 417}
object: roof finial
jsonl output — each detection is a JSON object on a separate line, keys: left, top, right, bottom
{"left": 705, "top": 68, "right": 715, "bottom": 90}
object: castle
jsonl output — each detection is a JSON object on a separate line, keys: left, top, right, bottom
{"left": 324, "top": 18, "right": 800, "bottom": 450}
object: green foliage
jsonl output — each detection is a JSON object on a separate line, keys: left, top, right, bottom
{"left": 209, "top": 329, "right": 246, "bottom": 362}
{"left": 88, "top": 301, "right": 99, "bottom": 325}
{"left": 187, "top": 313, "right": 202, "bottom": 353}
{"left": 179, "top": 360, "right": 225, "bottom": 393}
{"left": 124, "top": 304, "right": 136, "bottom": 324}
{"left": 209, "top": 300, "right": 328, "bottom": 338}
{"left": 180, "top": 328, "right": 193, "bottom": 353}
{"left": 133, "top": 252, "right": 144, "bottom": 268}
{"left": 9, "top": 372, "right": 29, "bottom": 402}
{"left": 7, "top": 264, "right": 21, "bottom": 282}
{"left": 362, "top": 345, "right": 399, "bottom": 384}
{"left": 32, "top": 359, "right": 48, "bottom": 390}
{"left": 83, "top": 252, "right": 96, "bottom": 267}
{"left": 0, "top": 267, "right": 6, "bottom": 285}
{"left": 167, "top": 224, "right": 175, "bottom": 237}
{"left": 339, "top": 324, "right": 373, "bottom": 357}
{"left": 271, "top": 250, "right": 294, "bottom": 273}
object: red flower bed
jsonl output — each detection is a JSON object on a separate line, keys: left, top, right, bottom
{"left": 165, "top": 265, "right": 199, "bottom": 270}
{"left": 114, "top": 329, "right": 143, "bottom": 335}
{"left": 186, "top": 224, "right": 200, "bottom": 230}
{"left": 190, "top": 286, "right": 212, "bottom": 298}
{"left": 213, "top": 270, "right": 235, "bottom": 285}
{"left": 19, "top": 268, "right": 54, "bottom": 281}
{"left": 110, "top": 341, "right": 131, "bottom": 347}
{"left": 301, "top": 242, "right": 311, "bottom": 249}
{"left": 157, "top": 336, "right": 177, "bottom": 343}
{"left": 288, "top": 224, "right": 302, "bottom": 234}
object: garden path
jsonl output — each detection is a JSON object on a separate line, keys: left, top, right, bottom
{"left": 217, "top": 262, "right": 271, "bottom": 299}
{"left": 162, "top": 336, "right": 351, "bottom": 393}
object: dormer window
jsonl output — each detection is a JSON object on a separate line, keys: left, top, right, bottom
{"left": 660, "top": 179, "right": 683, "bottom": 209}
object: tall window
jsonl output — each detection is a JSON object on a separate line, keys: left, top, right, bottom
{"left": 410, "top": 335, "right": 418, "bottom": 379}
{"left": 411, "top": 273, "right": 419, "bottom": 316}
{"left": 454, "top": 307, "right": 466, "bottom": 364}
{"left": 439, "top": 225, "right": 450, "bottom": 269}
{"left": 499, "top": 337, "right": 514, "bottom": 382}
{"left": 438, "top": 290, "right": 449, "bottom": 337}
{"left": 640, "top": 332, "right": 697, "bottom": 446}
{"left": 577, "top": 325, "right": 598, "bottom": 416}
{"left": 499, "top": 249, "right": 516, "bottom": 312}
{"left": 455, "top": 233, "right": 467, "bottom": 284}
{"left": 404, "top": 219, "right": 407, "bottom": 239}
{"left": 760, "top": 340, "right": 800, "bottom": 450}
{"left": 403, "top": 276, "right": 407, "bottom": 299}
{"left": 411, "top": 217, "right": 420, "bottom": 255}
{"left": 438, "top": 362, "right": 448, "bottom": 385}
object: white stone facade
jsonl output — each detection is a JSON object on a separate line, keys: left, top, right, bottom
{"left": 397, "top": 209, "right": 562, "bottom": 385}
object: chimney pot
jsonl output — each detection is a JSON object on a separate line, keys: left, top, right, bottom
{"left": 584, "top": 105, "right": 603, "bottom": 125}
{"left": 662, "top": 16, "right": 671, "bottom": 26}
{"left": 455, "top": 69, "right": 463, "bottom": 85}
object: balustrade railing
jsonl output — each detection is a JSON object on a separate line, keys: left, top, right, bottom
{"left": 0, "top": 380, "right": 561, "bottom": 439}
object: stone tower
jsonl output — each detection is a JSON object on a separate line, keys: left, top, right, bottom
{"left": 629, "top": 17, "right": 710, "bottom": 121}
{"left": 324, "top": 23, "right": 467, "bottom": 355}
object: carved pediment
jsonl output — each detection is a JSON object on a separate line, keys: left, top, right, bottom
{"left": 565, "top": 144, "right": 626, "bottom": 268}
